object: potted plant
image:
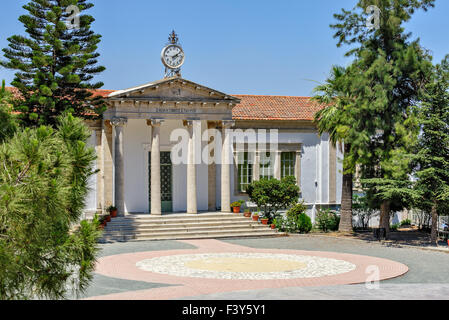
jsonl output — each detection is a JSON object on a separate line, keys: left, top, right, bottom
{"left": 230, "top": 200, "right": 245, "bottom": 213}
{"left": 243, "top": 209, "right": 251, "bottom": 218}
{"left": 260, "top": 217, "right": 269, "bottom": 225}
{"left": 252, "top": 213, "right": 259, "bottom": 221}
{"left": 106, "top": 214, "right": 111, "bottom": 222}
{"left": 107, "top": 205, "right": 118, "bottom": 218}
{"left": 98, "top": 216, "right": 107, "bottom": 229}
{"left": 271, "top": 218, "right": 278, "bottom": 229}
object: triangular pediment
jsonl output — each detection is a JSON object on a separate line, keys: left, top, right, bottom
{"left": 107, "top": 77, "right": 240, "bottom": 104}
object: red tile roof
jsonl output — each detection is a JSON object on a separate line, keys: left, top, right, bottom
{"left": 5, "top": 88, "right": 323, "bottom": 121}
{"left": 232, "top": 94, "right": 323, "bottom": 121}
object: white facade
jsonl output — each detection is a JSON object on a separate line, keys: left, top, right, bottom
{"left": 83, "top": 77, "right": 343, "bottom": 220}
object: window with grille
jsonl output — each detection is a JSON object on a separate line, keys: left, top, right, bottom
{"left": 259, "top": 152, "right": 274, "bottom": 180}
{"left": 237, "top": 152, "right": 253, "bottom": 192}
{"left": 281, "top": 152, "right": 296, "bottom": 179}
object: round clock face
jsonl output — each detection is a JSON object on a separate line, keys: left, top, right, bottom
{"left": 161, "top": 45, "right": 185, "bottom": 69}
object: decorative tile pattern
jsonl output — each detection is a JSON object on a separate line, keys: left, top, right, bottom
{"left": 136, "top": 252, "right": 356, "bottom": 280}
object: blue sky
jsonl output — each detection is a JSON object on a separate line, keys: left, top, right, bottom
{"left": 1, "top": 0, "right": 448, "bottom": 96}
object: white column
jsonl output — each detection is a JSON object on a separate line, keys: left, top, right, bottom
{"left": 185, "top": 120, "right": 197, "bottom": 214}
{"left": 148, "top": 119, "right": 164, "bottom": 215}
{"left": 221, "top": 120, "right": 234, "bottom": 213}
{"left": 111, "top": 117, "right": 127, "bottom": 216}
{"left": 274, "top": 151, "right": 282, "bottom": 180}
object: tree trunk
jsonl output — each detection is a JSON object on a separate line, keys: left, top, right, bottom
{"left": 379, "top": 200, "right": 390, "bottom": 238}
{"left": 338, "top": 144, "right": 353, "bottom": 232}
{"left": 430, "top": 202, "right": 438, "bottom": 245}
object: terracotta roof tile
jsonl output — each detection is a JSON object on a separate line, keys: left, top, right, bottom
{"left": 232, "top": 94, "right": 323, "bottom": 121}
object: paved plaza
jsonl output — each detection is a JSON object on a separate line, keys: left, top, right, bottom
{"left": 74, "top": 236, "right": 449, "bottom": 300}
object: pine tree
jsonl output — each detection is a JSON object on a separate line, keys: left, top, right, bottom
{"left": 331, "top": 0, "right": 434, "bottom": 237}
{"left": 0, "top": 114, "right": 101, "bottom": 300}
{"left": 413, "top": 55, "right": 449, "bottom": 245}
{"left": 313, "top": 66, "right": 355, "bottom": 232}
{"left": 0, "top": 0, "right": 106, "bottom": 127}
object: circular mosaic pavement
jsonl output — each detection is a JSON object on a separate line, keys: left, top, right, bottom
{"left": 136, "top": 252, "right": 357, "bottom": 280}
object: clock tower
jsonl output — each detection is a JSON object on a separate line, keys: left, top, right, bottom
{"left": 161, "top": 30, "right": 185, "bottom": 78}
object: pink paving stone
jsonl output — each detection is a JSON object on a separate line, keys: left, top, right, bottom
{"left": 86, "top": 239, "right": 408, "bottom": 300}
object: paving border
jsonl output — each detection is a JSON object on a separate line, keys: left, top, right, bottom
{"left": 87, "top": 239, "right": 409, "bottom": 300}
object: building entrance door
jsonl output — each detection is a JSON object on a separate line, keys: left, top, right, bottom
{"left": 149, "top": 152, "right": 173, "bottom": 213}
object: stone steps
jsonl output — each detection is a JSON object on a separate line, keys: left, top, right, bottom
{"left": 100, "top": 213, "right": 281, "bottom": 242}
{"left": 100, "top": 229, "right": 281, "bottom": 242}
{"left": 105, "top": 224, "right": 270, "bottom": 234}
{"left": 107, "top": 217, "right": 252, "bottom": 226}
{"left": 106, "top": 219, "right": 260, "bottom": 229}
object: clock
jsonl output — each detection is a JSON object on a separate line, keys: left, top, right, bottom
{"left": 161, "top": 44, "right": 185, "bottom": 69}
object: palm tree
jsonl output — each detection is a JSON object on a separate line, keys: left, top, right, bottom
{"left": 313, "top": 66, "right": 354, "bottom": 232}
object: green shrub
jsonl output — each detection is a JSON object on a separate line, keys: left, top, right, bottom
{"left": 274, "top": 202, "right": 312, "bottom": 234}
{"left": 297, "top": 212, "right": 313, "bottom": 233}
{"left": 246, "top": 176, "right": 300, "bottom": 221}
{"left": 391, "top": 224, "right": 400, "bottom": 231}
{"left": 400, "top": 219, "right": 412, "bottom": 226}
{"left": 315, "top": 209, "right": 340, "bottom": 232}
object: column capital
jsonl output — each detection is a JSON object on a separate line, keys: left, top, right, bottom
{"left": 147, "top": 119, "right": 164, "bottom": 127}
{"left": 221, "top": 120, "right": 235, "bottom": 128}
{"left": 111, "top": 117, "right": 128, "bottom": 127}
{"left": 183, "top": 120, "right": 194, "bottom": 128}
{"left": 207, "top": 121, "right": 220, "bottom": 129}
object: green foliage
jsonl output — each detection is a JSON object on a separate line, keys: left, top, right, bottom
{"left": 315, "top": 209, "right": 340, "bottom": 232}
{"left": 1, "top": 0, "right": 106, "bottom": 127}
{"left": 0, "top": 114, "right": 101, "bottom": 300}
{"left": 246, "top": 176, "right": 300, "bottom": 221}
{"left": 106, "top": 205, "right": 117, "bottom": 213}
{"left": 274, "top": 202, "right": 312, "bottom": 234}
{"left": 313, "top": 65, "right": 355, "bottom": 232}
{"left": 230, "top": 200, "right": 245, "bottom": 208}
{"left": 400, "top": 219, "right": 412, "bottom": 226}
{"left": 0, "top": 80, "right": 18, "bottom": 142}
{"left": 313, "top": 66, "right": 355, "bottom": 174}
{"left": 412, "top": 55, "right": 449, "bottom": 216}
{"left": 352, "top": 194, "right": 377, "bottom": 229}
{"left": 329, "top": 0, "right": 435, "bottom": 222}
{"left": 390, "top": 224, "right": 400, "bottom": 232}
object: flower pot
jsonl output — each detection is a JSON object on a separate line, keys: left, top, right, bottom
{"left": 252, "top": 215, "right": 259, "bottom": 222}
{"left": 232, "top": 206, "right": 241, "bottom": 213}
{"left": 106, "top": 215, "right": 111, "bottom": 222}
{"left": 271, "top": 224, "right": 276, "bottom": 229}
{"left": 111, "top": 210, "right": 118, "bottom": 218}
{"left": 244, "top": 212, "right": 251, "bottom": 218}
{"left": 261, "top": 218, "right": 269, "bottom": 225}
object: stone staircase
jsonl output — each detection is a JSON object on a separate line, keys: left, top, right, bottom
{"left": 100, "top": 213, "right": 282, "bottom": 242}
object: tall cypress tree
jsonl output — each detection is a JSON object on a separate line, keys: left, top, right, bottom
{"left": 331, "top": 0, "right": 434, "bottom": 236}
{"left": 1, "top": 0, "right": 106, "bottom": 127}
{"left": 414, "top": 56, "right": 449, "bottom": 244}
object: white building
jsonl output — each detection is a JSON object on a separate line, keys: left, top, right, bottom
{"left": 83, "top": 77, "right": 343, "bottom": 222}
{"left": 83, "top": 33, "right": 343, "bottom": 222}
